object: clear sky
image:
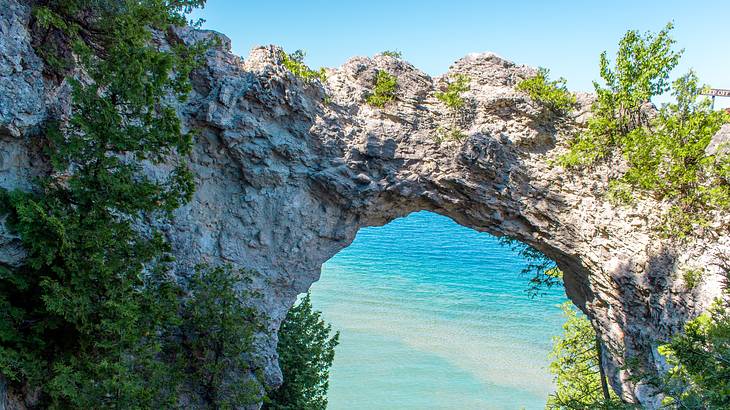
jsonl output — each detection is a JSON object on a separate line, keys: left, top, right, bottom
{"left": 192, "top": 0, "right": 730, "bottom": 108}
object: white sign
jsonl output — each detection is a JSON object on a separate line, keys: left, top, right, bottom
{"left": 702, "top": 88, "right": 730, "bottom": 97}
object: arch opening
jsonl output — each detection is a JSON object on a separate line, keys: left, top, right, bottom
{"left": 309, "top": 210, "right": 569, "bottom": 409}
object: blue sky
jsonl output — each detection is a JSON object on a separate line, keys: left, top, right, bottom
{"left": 192, "top": 1, "right": 730, "bottom": 108}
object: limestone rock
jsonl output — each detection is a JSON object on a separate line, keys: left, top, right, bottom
{"left": 707, "top": 123, "right": 730, "bottom": 156}
{"left": 0, "top": 0, "right": 45, "bottom": 138}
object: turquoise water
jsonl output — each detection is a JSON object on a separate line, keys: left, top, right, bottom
{"left": 309, "top": 211, "right": 567, "bottom": 410}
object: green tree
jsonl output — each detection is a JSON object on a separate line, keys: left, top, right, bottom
{"left": 547, "top": 303, "right": 627, "bottom": 410}
{"left": 266, "top": 293, "right": 339, "bottom": 410}
{"left": 656, "top": 263, "right": 730, "bottom": 409}
{"left": 0, "top": 0, "right": 206, "bottom": 407}
{"left": 560, "top": 23, "right": 682, "bottom": 167}
{"left": 559, "top": 23, "right": 729, "bottom": 235}
{"left": 174, "top": 265, "right": 264, "bottom": 409}
{"left": 544, "top": 268, "right": 730, "bottom": 410}
{"left": 620, "top": 73, "right": 729, "bottom": 211}
{"left": 657, "top": 301, "right": 730, "bottom": 409}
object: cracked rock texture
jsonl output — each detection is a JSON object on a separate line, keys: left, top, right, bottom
{"left": 1, "top": 1, "right": 729, "bottom": 408}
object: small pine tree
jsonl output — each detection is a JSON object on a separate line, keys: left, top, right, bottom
{"left": 174, "top": 265, "right": 264, "bottom": 408}
{"left": 265, "top": 293, "right": 339, "bottom": 410}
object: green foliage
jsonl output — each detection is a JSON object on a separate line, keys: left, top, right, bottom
{"left": 434, "top": 126, "right": 467, "bottom": 143}
{"left": 606, "top": 180, "right": 635, "bottom": 205}
{"left": 281, "top": 50, "right": 327, "bottom": 83}
{"left": 175, "top": 265, "right": 264, "bottom": 408}
{"left": 656, "top": 266, "right": 730, "bottom": 409}
{"left": 436, "top": 74, "right": 470, "bottom": 110}
{"left": 657, "top": 301, "right": 730, "bottom": 409}
{"left": 660, "top": 205, "right": 709, "bottom": 240}
{"left": 266, "top": 293, "right": 339, "bottom": 410}
{"left": 560, "top": 23, "right": 682, "bottom": 168}
{"left": 32, "top": 0, "right": 205, "bottom": 74}
{"left": 0, "top": 0, "right": 207, "bottom": 407}
{"left": 594, "top": 22, "right": 681, "bottom": 143}
{"left": 432, "top": 74, "right": 471, "bottom": 143}
{"left": 547, "top": 303, "right": 629, "bottom": 410}
{"left": 516, "top": 67, "right": 576, "bottom": 115}
{"left": 380, "top": 50, "right": 402, "bottom": 58}
{"left": 366, "top": 70, "right": 398, "bottom": 108}
{"left": 558, "top": 24, "right": 729, "bottom": 234}
{"left": 499, "top": 237, "right": 563, "bottom": 298}
{"left": 621, "top": 73, "right": 729, "bottom": 204}
{"left": 546, "top": 286, "right": 730, "bottom": 410}
{"left": 681, "top": 268, "right": 704, "bottom": 290}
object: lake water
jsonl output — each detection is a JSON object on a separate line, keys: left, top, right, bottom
{"left": 309, "top": 211, "right": 567, "bottom": 410}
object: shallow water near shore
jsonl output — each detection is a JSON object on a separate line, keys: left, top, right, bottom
{"left": 309, "top": 211, "right": 567, "bottom": 410}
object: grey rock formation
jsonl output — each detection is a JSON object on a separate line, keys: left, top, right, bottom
{"left": 0, "top": 0, "right": 45, "bottom": 139}
{"left": 1, "top": 1, "right": 729, "bottom": 408}
{"left": 707, "top": 123, "right": 730, "bottom": 156}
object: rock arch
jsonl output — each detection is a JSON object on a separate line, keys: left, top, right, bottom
{"left": 163, "top": 32, "right": 728, "bottom": 407}
{"left": 1, "top": 5, "right": 727, "bottom": 407}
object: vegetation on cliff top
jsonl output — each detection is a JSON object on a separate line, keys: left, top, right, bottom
{"left": 432, "top": 74, "right": 471, "bottom": 143}
{"left": 366, "top": 69, "right": 398, "bottom": 108}
{"left": 379, "top": 50, "right": 402, "bottom": 58}
{"left": 558, "top": 23, "right": 730, "bottom": 236}
{"left": 281, "top": 49, "right": 327, "bottom": 83}
{"left": 436, "top": 73, "right": 470, "bottom": 110}
{"left": 517, "top": 67, "right": 577, "bottom": 116}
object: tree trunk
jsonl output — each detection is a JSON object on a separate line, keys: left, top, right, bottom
{"left": 596, "top": 334, "right": 611, "bottom": 401}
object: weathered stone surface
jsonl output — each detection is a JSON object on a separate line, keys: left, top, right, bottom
{"left": 707, "top": 123, "right": 730, "bottom": 156}
{"left": 0, "top": 0, "right": 45, "bottom": 139}
{"left": 1, "top": 2, "right": 729, "bottom": 408}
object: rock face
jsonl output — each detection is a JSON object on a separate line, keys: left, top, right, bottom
{"left": 1, "top": 1, "right": 729, "bottom": 408}
{"left": 707, "top": 123, "right": 730, "bottom": 156}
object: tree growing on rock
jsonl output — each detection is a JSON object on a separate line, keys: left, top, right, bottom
{"left": 0, "top": 0, "right": 206, "bottom": 406}
{"left": 516, "top": 67, "right": 576, "bottom": 116}
{"left": 366, "top": 70, "right": 398, "bottom": 108}
{"left": 558, "top": 23, "right": 729, "bottom": 237}
{"left": 547, "top": 303, "right": 628, "bottom": 410}
{"left": 654, "top": 262, "right": 730, "bottom": 409}
{"left": 265, "top": 293, "right": 339, "bottom": 410}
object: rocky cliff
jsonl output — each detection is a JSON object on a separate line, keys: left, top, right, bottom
{"left": 1, "top": 1, "right": 728, "bottom": 408}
